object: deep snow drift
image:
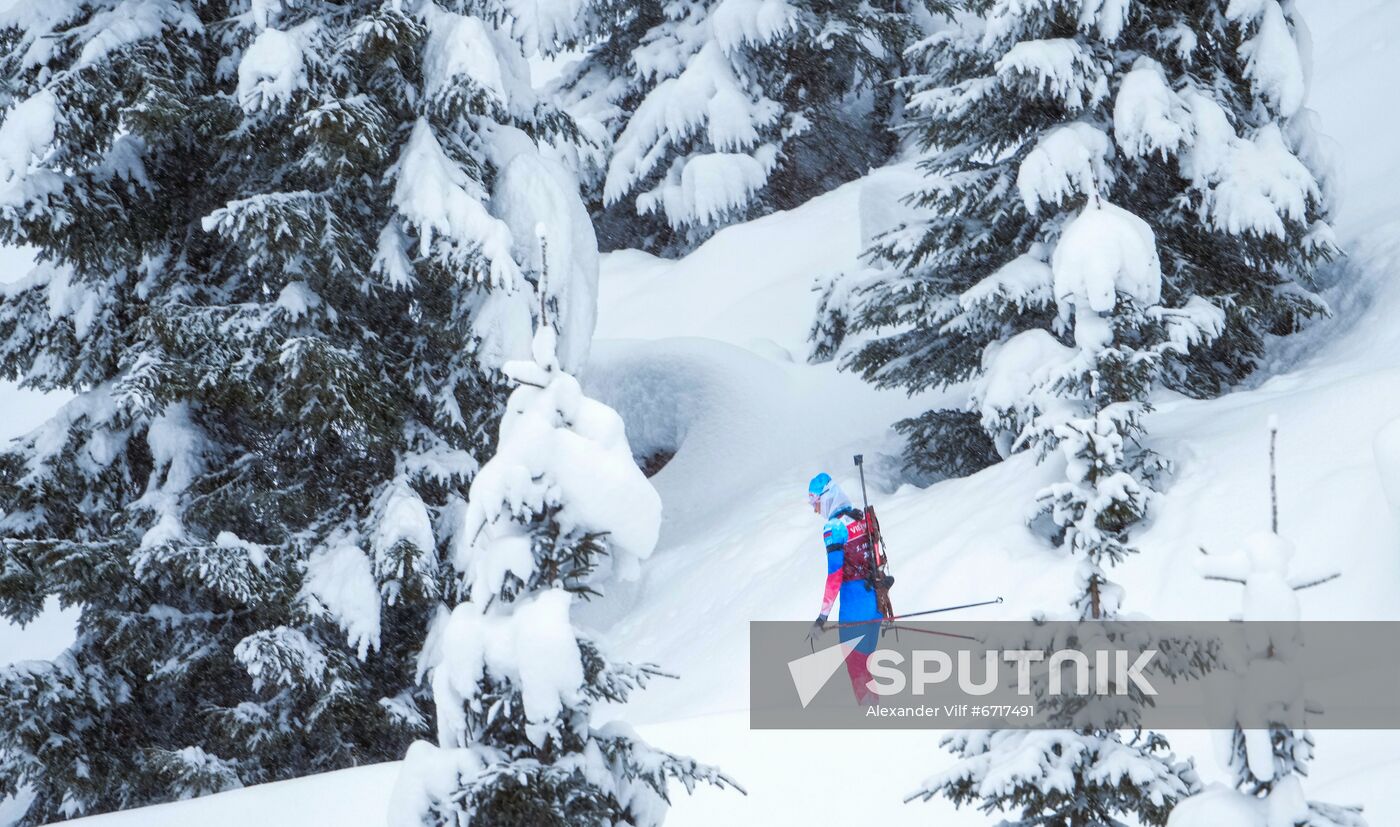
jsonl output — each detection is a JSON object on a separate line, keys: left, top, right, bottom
{"left": 7, "top": 1, "right": 1400, "bottom": 825}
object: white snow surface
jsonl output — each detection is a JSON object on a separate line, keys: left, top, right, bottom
{"left": 432, "top": 588, "right": 584, "bottom": 739}
{"left": 1051, "top": 198, "right": 1162, "bottom": 315}
{"left": 1113, "top": 57, "right": 1188, "bottom": 159}
{"left": 489, "top": 132, "right": 600, "bottom": 372}
{"left": 1017, "top": 122, "right": 1113, "bottom": 213}
{"left": 1167, "top": 782, "right": 1267, "bottom": 826}
{"left": 389, "top": 119, "right": 521, "bottom": 290}
{"left": 9, "top": 2, "right": 1400, "bottom": 826}
{"left": 236, "top": 26, "right": 307, "bottom": 112}
{"left": 595, "top": 163, "right": 922, "bottom": 358}
{"left": 48, "top": 764, "right": 400, "bottom": 827}
{"left": 1166, "top": 776, "right": 1326, "bottom": 827}
{"left": 302, "top": 534, "right": 382, "bottom": 660}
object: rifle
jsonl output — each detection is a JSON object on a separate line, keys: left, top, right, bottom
{"left": 853, "top": 454, "right": 895, "bottom": 620}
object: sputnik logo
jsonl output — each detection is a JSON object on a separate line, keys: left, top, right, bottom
{"left": 787, "top": 635, "right": 865, "bottom": 708}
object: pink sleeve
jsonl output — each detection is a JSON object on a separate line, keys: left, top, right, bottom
{"left": 820, "top": 569, "right": 841, "bottom": 616}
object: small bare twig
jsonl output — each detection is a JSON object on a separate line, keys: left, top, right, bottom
{"left": 1292, "top": 573, "right": 1342, "bottom": 591}
{"left": 1269, "top": 417, "right": 1279, "bottom": 534}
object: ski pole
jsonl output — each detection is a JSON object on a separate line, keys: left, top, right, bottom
{"left": 884, "top": 597, "right": 1002, "bottom": 621}
{"left": 825, "top": 597, "right": 1003, "bottom": 630}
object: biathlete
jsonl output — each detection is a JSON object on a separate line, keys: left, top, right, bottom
{"left": 806, "top": 472, "right": 882, "bottom": 705}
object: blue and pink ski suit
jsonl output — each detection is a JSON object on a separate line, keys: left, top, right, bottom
{"left": 811, "top": 475, "right": 881, "bottom": 704}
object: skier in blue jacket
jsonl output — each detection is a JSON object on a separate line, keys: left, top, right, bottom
{"left": 807, "top": 472, "right": 881, "bottom": 705}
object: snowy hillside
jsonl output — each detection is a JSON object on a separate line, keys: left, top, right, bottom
{"left": 8, "top": 1, "right": 1400, "bottom": 825}
{"left": 574, "top": 4, "right": 1400, "bottom": 807}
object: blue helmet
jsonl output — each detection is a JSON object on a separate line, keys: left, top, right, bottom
{"left": 807, "top": 472, "right": 832, "bottom": 498}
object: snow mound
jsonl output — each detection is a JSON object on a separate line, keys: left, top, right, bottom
{"left": 1167, "top": 782, "right": 1265, "bottom": 826}
{"left": 51, "top": 764, "right": 398, "bottom": 827}
{"left": 582, "top": 337, "right": 804, "bottom": 541}
{"left": 1051, "top": 199, "right": 1162, "bottom": 314}
{"left": 237, "top": 27, "right": 306, "bottom": 112}
{"left": 432, "top": 588, "right": 583, "bottom": 735}
{"left": 594, "top": 163, "right": 922, "bottom": 357}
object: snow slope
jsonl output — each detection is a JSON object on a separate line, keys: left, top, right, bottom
{"left": 595, "top": 162, "right": 922, "bottom": 359}
{"left": 51, "top": 765, "right": 399, "bottom": 827}
{"left": 597, "top": 4, "right": 1400, "bottom": 821}
{"left": 12, "top": 2, "right": 1400, "bottom": 825}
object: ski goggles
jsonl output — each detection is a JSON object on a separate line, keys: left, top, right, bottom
{"left": 806, "top": 492, "right": 821, "bottom": 507}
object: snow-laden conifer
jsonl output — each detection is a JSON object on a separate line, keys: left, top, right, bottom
{"left": 883, "top": 1, "right": 1320, "bottom": 818}
{"left": 907, "top": 195, "right": 1214, "bottom": 825}
{"left": 558, "top": 0, "right": 948, "bottom": 252}
{"left": 390, "top": 321, "right": 736, "bottom": 826}
{"left": 819, "top": 0, "right": 1335, "bottom": 477}
{"left": 0, "top": 0, "right": 598, "bottom": 820}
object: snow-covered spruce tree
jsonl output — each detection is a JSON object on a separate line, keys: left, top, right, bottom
{"left": 556, "top": 0, "right": 949, "bottom": 252}
{"left": 896, "top": 2, "right": 1274, "bottom": 812}
{"left": 823, "top": 0, "right": 1334, "bottom": 477}
{"left": 389, "top": 322, "right": 735, "bottom": 826}
{"left": 0, "top": 0, "right": 598, "bottom": 822}
{"left": 906, "top": 201, "right": 1213, "bottom": 825}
